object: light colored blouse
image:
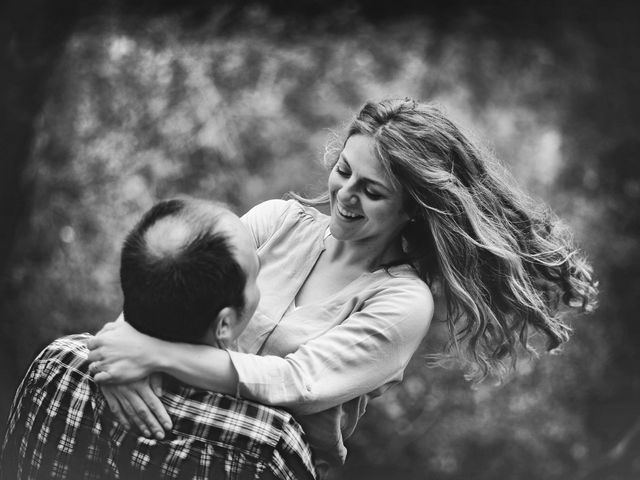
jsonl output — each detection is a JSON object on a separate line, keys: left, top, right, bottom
{"left": 227, "top": 199, "right": 432, "bottom": 467}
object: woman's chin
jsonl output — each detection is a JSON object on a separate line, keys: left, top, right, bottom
{"left": 328, "top": 222, "right": 347, "bottom": 240}
{"left": 329, "top": 221, "right": 361, "bottom": 242}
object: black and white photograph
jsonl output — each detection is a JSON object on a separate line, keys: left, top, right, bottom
{"left": 0, "top": 1, "right": 638, "bottom": 479}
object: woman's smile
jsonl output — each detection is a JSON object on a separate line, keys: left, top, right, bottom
{"left": 335, "top": 202, "right": 364, "bottom": 220}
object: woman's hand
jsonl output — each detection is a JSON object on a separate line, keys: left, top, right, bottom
{"left": 99, "top": 374, "right": 173, "bottom": 439}
{"left": 87, "top": 321, "right": 159, "bottom": 383}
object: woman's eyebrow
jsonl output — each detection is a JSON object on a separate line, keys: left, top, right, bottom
{"left": 340, "top": 154, "right": 392, "bottom": 193}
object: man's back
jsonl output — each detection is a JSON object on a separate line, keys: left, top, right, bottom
{"left": 0, "top": 335, "right": 315, "bottom": 480}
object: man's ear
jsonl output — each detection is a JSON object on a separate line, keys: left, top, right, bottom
{"left": 213, "top": 307, "right": 239, "bottom": 348}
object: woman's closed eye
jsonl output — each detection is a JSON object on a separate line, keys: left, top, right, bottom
{"left": 336, "top": 165, "right": 350, "bottom": 177}
{"left": 364, "top": 188, "right": 383, "bottom": 200}
{"left": 335, "top": 160, "right": 386, "bottom": 200}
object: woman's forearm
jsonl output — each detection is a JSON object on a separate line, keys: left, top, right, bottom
{"left": 153, "top": 342, "right": 239, "bottom": 395}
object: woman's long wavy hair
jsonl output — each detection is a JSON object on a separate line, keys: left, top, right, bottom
{"left": 293, "top": 98, "right": 598, "bottom": 382}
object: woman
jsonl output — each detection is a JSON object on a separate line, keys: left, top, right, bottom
{"left": 87, "top": 98, "right": 597, "bottom": 474}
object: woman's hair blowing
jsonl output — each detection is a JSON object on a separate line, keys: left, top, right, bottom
{"left": 308, "top": 98, "right": 598, "bottom": 381}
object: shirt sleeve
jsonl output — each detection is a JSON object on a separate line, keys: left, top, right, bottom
{"left": 227, "top": 279, "right": 433, "bottom": 416}
{"left": 241, "top": 199, "right": 294, "bottom": 250}
{"left": 0, "top": 355, "right": 40, "bottom": 478}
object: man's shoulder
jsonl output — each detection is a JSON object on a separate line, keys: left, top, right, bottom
{"left": 165, "top": 382, "right": 294, "bottom": 429}
{"left": 35, "top": 333, "right": 92, "bottom": 366}
{"left": 163, "top": 383, "right": 297, "bottom": 446}
{"left": 25, "top": 333, "right": 94, "bottom": 389}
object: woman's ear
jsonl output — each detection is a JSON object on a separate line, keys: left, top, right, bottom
{"left": 402, "top": 196, "right": 419, "bottom": 222}
{"left": 213, "top": 307, "right": 239, "bottom": 348}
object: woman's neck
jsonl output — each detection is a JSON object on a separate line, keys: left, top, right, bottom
{"left": 324, "top": 234, "right": 405, "bottom": 272}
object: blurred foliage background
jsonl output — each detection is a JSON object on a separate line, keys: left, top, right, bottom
{"left": 1, "top": 1, "right": 639, "bottom": 479}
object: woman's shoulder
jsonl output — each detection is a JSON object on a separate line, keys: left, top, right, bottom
{"left": 242, "top": 199, "right": 328, "bottom": 248}
{"left": 380, "top": 266, "right": 433, "bottom": 314}
{"left": 245, "top": 198, "right": 325, "bottom": 221}
{"left": 244, "top": 199, "right": 327, "bottom": 230}
{"left": 351, "top": 269, "right": 433, "bottom": 343}
{"left": 244, "top": 198, "right": 293, "bottom": 218}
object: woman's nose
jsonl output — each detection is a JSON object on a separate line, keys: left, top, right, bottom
{"left": 337, "top": 182, "right": 358, "bottom": 205}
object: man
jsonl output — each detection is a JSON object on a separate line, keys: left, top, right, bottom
{"left": 0, "top": 197, "right": 315, "bottom": 480}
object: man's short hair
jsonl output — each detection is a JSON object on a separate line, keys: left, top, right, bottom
{"left": 120, "top": 198, "right": 246, "bottom": 343}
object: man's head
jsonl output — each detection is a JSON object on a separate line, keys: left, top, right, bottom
{"left": 120, "top": 197, "right": 260, "bottom": 348}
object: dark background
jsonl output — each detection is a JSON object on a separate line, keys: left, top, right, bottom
{"left": 1, "top": 1, "right": 639, "bottom": 478}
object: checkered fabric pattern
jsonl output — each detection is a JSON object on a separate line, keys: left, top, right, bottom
{"left": 0, "top": 334, "right": 316, "bottom": 480}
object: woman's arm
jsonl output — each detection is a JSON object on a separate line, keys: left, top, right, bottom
{"left": 229, "top": 279, "right": 433, "bottom": 415}
{"left": 89, "top": 278, "right": 433, "bottom": 417}
{"left": 152, "top": 342, "right": 239, "bottom": 394}
{"left": 87, "top": 322, "right": 237, "bottom": 394}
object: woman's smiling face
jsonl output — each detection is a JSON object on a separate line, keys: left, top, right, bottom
{"left": 328, "top": 134, "right": 410, "bottom": 248}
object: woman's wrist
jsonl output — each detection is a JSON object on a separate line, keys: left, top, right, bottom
{"left": 148, "top": 336, "right": 175, "bottom": 373}
{"left": 151, "top": 343, "right": 238, "bottom": 394}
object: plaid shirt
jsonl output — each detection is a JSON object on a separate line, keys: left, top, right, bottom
{"left": 0, "top": 334, "right": 316, "bottom": 480}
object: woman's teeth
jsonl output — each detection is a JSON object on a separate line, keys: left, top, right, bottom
{"left": 337, "top": 204, "right": 362, "bottom": 219}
